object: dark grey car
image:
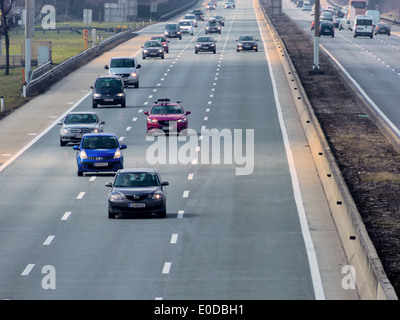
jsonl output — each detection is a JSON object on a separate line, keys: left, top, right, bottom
{"left": 106, "top": 169, "right": 169, "bottom": 218}
{"left": 164, "top": 23, "right": 182, "bottom": 39}
{"left": 58, "top": 111, "right": 104, "bottom": 146}
{"left": 236, "top": 34, "right": 259, "bottom": 52}
{"left": 142, "top": 40, "right": 165, "bottom": 59}
{"left": 195, "top": 36, "right": 217, "bottom": 54}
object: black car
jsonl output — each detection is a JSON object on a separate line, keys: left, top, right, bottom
{"left": 205, "top": 19, "right": 221, "bottom": 34}
{"left": 214, "top": 16, "right": 225, "bottom": 26}
{"left": 106, "top": 168, "right": 169, "bottom": 218}
{"left": 142, "top": 40, "right": 165, "bottom": 59}
{"left": 164, "top": 23, "right": 182, "bottom": 39}
{"left": 375, "top": 23, "right": 391, "bottom": 35}
{"left": 195, "top": 36, "right": 217, "bottom": 54}
{"left": 191, "top": 9, "right": 204, "bottom": 21}
{"left": 319, "top": 22, "right": 334, "bottom": 37}
{"left": 91, "top": 75, "right": 126, "bottom": 108}
{"left": 236, "top": 35, "right": 258, "bottom": 52}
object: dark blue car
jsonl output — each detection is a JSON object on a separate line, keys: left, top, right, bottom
{"left": 73, "top": 133, "right": 127, "bottom": 176}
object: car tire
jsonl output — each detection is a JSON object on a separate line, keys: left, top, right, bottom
{"left": 213, "top": 50, "right": 216, "bottom": 54}
{"left": 143, "top": 56, "right": 146, "bottom": 59}
{"left": 108, "top": 210, "right": 116, "bottom": 219}
{"left": 159, "top": 208, "right": 167, "bottom": 218}
{"left": 195, "top": 50, "right": 198, "bottom": 54}
{"left": 161, "top": 55, "right": 164, "bottom": 59}
{"left": 121, "top": 101, "right": 126, "bottom": 108}
{"left": 77, "top": 170, "right": 83, "bottom": 177}
{"left": 92, "top": 102, "right": 97, "bottom": 108}
{"left": 60, "top": 139, "right": 67, "bottom": 147}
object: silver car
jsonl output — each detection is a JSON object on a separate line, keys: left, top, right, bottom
{"left": 58, "top": 111, "right": 104, "bottom": 146}
{"left": 105, "top": 57, "right": 141, "bottom": 88}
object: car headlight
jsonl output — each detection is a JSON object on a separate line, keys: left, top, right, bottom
{"left": 116, "top": 93, "right": 124, "bottom": 97}
{"left": 158, "top": 49, "right": 163, "bottom": 53}
{"left": 147, "top": 118, "right": 158, "bottom": 124}
{"left": 195, "top": 44, "right": 201, "bottom": 47}
{"left": 80, "top": 150, "right": 87, "bottom": 160}
{"left": 131, "top": 72, "right": 137, "bottom": 77}
{"left": 114, "top": 149, "right": 122, "bottom": 159}
{"left": 178, "top": 117, "right": 187, "bottom": 123}
{"left": 152, "top": 193, "right": 163, "bottom": 200}
{"left": 109, "top": 191, "right": 124, "bottom": 201}
{"left": 62, "top": 128, "right": 69, "bottom": 134}
{"left": 206, "top": 27, "right": 210, "bottom": 30}
{"left": 144, "top": 49, "right": 148, "bottom": 53}
{"left": 93, "top": 93, "right": 101, "bottom": 98}
{"left": 93, "top": 128, "right": 100, "bottom": 133}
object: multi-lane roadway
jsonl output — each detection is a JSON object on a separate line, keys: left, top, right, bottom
{"left": 0, "top": 0, "right": 359, "bottom": 300}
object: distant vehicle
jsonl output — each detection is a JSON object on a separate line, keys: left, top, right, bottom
{"left": 224, "top": 1, "right": 235, "bottom": 9}
{"left": 353, "top": 15, "right": 373, "bottom": 38}
{"left": 374, "top": 23, "right": 391, "bottom": 35}
{"left": 91, "top": 75, "right": 126, "bottom": 108}
{"left": 151, "top": 35, "right": 169, "bottom": 53}
{"left": 207, "top": 2, "right": 216, "bottom": 10}
{"left": 349, "top": 0, "right": 367, "bottom": 16}
{"left": 59, "top": 111, "right": 104, "bottom": 146}
{"left": 142, "top": 40, "right": 165, "bottom": 59}
{"left": 178, "top": 20, "right": 194, "bottom": 35}
{"left": 184, "top": 14, "right": 198, "bottom": 27}
{"left": 236, "top": 35, "right": 259, "bottom": 52}
{"left": 333, "top": 17, "right": 341, "bottom": 28}
{"left": 73, "top": 133, "right": 126, "bottom": 176}
{"left": 339, "top": 18, "right": 352, "bottom": 30}
{"left": 105, "top": 168, "right": 169, "bottom": 219}
{"left": 321, "top": 11, "right": 333, "bottom": 21}
{"left": 297, "top": 0, "right": 304, "bottom": 8}
{"left": 164, "top": 23, "right": 182, "bottom": 39}
{"left": 319, "top": 21, "right": 335, "bottom": 37}
{"left": 205, "top": 19, "right": 221, "bottom": 34}
{"left": 190, "top": 9, "right": 204, "bottom": 21}
{"left": 105, "top": 56, "right": 141, "bottom": 88}
{"left": 144, "top": 98, "right": 191, "bottom": 135}
{"left": 302, "top": 2, "right": 311, "bottom": 11}
{"left": 366, "top": 10, "right": 380, "bottom": 28}
{"left": 214, "top": 16, "right": 225, "bottom": 26}
{"left": 195, "top": 36, "right": 217, "bottom": 54}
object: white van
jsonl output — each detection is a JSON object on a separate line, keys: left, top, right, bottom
{"left": 366, "top": 10, "right": 380, "bottom": 27}
{"left": 353, "top": 15, "right": 374, "bottom": 38}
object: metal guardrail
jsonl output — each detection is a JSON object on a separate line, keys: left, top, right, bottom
{"left": 24, "top": 28, "right": 137, "bottom": 97}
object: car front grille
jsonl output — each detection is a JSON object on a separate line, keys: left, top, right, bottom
{"left": 87, "top": 156, "right": 115, "bottom": 160}
{"left": 125, "top": 195, "right": 149, "bottom": 201}
{"left": 69, "top": 128, "right": 94, "bottom": 134}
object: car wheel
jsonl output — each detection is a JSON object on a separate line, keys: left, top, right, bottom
{"left": 60, "top": 139, "right": 67, "bottom": 146}
{"left": 195, "top": 50, "right": 198, "bottom": 54}
{"left": 108, "top": 210, "right": 116, "bottom": 219}
{"left": 142, "top": 56, "right": 146, "bottom": 59}
{"left": 159, "top": 208, "right": 166, "bottom": 218}
{"left": 161, "top": 55, "right": 164, "bottom": 59}
{"left": 213, "top": 50, "right": 216, "bottom": 54}
{"left": 77, "top": 170, "right": 83, "bottom": 177}
{"left": 388, "top": 33, "right": 391, "bottom": 36}
{"left": 121, "top": 101, "right": 126, "bottom": 108}
{"left": 92, "top": 102, "right": 97, "bottom": 108}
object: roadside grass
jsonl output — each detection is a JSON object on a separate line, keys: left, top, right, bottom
{"left": 0, "top": 21, "right": 151, "bottom": 115}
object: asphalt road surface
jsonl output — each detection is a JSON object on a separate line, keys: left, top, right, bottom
{"left": 0, "top": 0, "right": 358, "bottom": 300}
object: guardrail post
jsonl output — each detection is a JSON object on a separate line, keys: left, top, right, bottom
{"left": 1, "top": 96, "right": 4, "bottom": 113}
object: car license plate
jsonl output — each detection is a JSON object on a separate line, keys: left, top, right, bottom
{"left": 94, "top": 162, "right": 108, "bottom": 167}
{"left": 129, "top": 203, "right": 145, "bottom": 208}
{"left": 104, "top": 98, "right": 113, "bottom": 102}
{"left": 74, "top": 134, "right": 82, "bottom": 138}
{"left": 162, "top": 126, "right": 173, "bottom": 131}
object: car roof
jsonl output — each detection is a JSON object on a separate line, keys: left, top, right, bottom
{"left": 96, "top": 75, "right": 122, "bottom": 79}
{"left": 82, "top": 132, "right": 117, "bottom": 138}
{"left": 68, "top": 111, "right": 98, "bottom": 115}
{"left": 153, "top": 98, "right": 181, "bottom": 106}
{"left": 117, "top": 168, "right": 159, "bottom": 174}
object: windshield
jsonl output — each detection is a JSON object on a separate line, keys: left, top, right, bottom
{"left": 239, "top": 36, "right": 254, "bottom": 41}
{"left": 65, "top": 114, "right": 98, "bottom": 124}
{"left": 197, "top": 37, "right": 213, "bottom": 42}
{"left": 152, "top": 37, "right": 165, "bottom": 42}
{"left": 82, "top": 136, "right": 118, "bottom": 149}
{"left": 110, "top": 59, "right": 135, "bottom": 68}
{"left": 114, "top": 172, "right": 160, "bottom": 187}
{"left": 145, "top": 41, "right": 162, "bottom": 47}
{"left": 95, "top": 78, "right": 123, "bottom": 88}
{"left": 151, "top": 105, "right": 184, "bottom": 114}
{"left": 166, "top": 24, "right": 177, "bottom": 30}
{"left": 179, "top": 21, "right": 191, "bottom": 26}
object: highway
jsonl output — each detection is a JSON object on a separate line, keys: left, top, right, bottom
{"left": 283, "top": 0, "right": 400, "bottom": 136}
{"left": 0, "top": 0, "right": 358, "bottom": 300}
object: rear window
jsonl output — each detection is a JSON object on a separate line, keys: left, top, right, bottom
{"left": 357, "top": 19, "right": 372, "bottom": 26}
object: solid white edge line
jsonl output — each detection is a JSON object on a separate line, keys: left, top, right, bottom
{"left": 256, "top": 0, "right": 325, "bottom": 300}
{"left": 0, "top": 91, "right": 92, "bottom": 173}
{"left": 320, "top": 44, "right": 400, "bottom": 138}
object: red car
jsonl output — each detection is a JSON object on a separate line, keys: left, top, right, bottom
{"left": 144, "top": 99, "right": 191, "bottom": 134}
{"left": 151, "top": 35, "right": 169, "bottom": 53}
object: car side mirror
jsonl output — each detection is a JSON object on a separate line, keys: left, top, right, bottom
{"left": 161, "top": 181, "right": 169, "bottom": 186}
{"left": 137, "top": 64, "right": 141, "bottom": 68}
{"left": 90, "top": 86, "right": 94, "bottom": 89}
{"left": 58, "top": 121, "right": 63, "bottom": 125}
{"left": 105, "top": 182, "right": 113, "bottom": 187}
{"left": 104, "top": 65, "right": 109, "bottom": 69}
{"left": 100, "top": 121, "right": 105, "bottom": 124}
{"left": 73, "top": 145, "right": 80, "bottom": 150}
{"left": 144, "top": 111, "right": 149, "bottom": 115}
{"left": 185, "top": 111, "right": 191, "bottom": 115}
{"left": 120, "top": 145, "right": 127, "bottom": 150}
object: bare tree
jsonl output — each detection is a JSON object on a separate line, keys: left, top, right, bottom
{"left": 0, "top": 0, "right": 15, "bottom": 75}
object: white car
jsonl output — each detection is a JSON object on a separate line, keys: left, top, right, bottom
{"left": 178, "top": 20, "right": 194, "bottom": 35}
{"left": 184, "top": 14, "right": 198, "bottom": 27}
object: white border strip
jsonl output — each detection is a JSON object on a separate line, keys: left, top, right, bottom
{"left": 321, "top": 44, "right": 400, "bottom": 138}
{"left": 0, "top": 91, "right": 91, "bottom": 173}
{"left": 255, "top": 0, "right": 325, "bottom": 300}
